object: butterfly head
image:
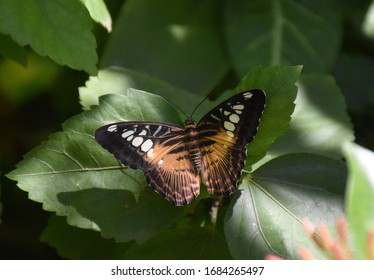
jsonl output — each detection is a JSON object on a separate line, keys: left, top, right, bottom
{"left": 185, "top": 117, "right": 196, "bottom": 127}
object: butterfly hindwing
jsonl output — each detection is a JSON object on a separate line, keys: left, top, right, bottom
{"left": 197, "top": 90, "right": 266, "bottom": 196}
{"left": 94, "top": 121, "right": 200, "bottom": 206}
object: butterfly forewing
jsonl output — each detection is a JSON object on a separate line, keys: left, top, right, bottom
{"left": 94, "top": 89, "right": 266, "bottom": 206}
{"left": 197, "top": 89, "right": 266, "bottom": 196}
{"left": 94, "top": 121, "right": 200, "bottom": 206}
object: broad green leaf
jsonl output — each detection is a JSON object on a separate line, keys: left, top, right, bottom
{"left": 234, "top": 65, "right": 301, "bottom": 167}
{"left": 224, "top": 0, "right": 342, "bottom": 75}
{"left": 80, "top": 0, "right": 112, "bottom": 32}
{"left": 269, "top": 74, "right": 354, "bottom": 159}
{"left": 7, "top": 90, "right": 185, "bottom": 243}
{"left": 0, "top": 33, "right": 26, "bottom": 66}
{"left": 101, "top": 0, "right": 229, "bottom": 94}
{"left": 224, "top": 153, "right": 346, "bottom": 259}
{"left": 79, "top": 67, "right": 198, "bottom": 112}
{"left": 41, "top": 215, "right": 130, "bottom": 259}
{"left": 122, "top": 227, "right": 233, "bottom": 260}
{"left": 0, "top": 0, "right": 97, "bottom": 74}
{"left": 344, "top": 142, "right": 374, "bottom": 259}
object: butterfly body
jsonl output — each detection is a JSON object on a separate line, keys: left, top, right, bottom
{"left": 95, "top": 89, "right": 266, "bottom": 206}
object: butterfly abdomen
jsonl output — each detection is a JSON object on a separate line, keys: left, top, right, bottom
{"left": 184, "top": 118, "right": 202, "bottom": 174}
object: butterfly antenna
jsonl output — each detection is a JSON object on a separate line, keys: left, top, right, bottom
{"left": 190, "top": 88, "right": 217, "bottom": 118}
{"left": 158, "top": 93, "right": 189, "bottom": 119}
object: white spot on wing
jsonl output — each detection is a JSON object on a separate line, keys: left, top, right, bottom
{"left": 158, "top": 159, "right": 164, "bottom": 165}
{"left": 233, "top": 104, "right": 244, "bottom": 110}
{"left": 153, "top": 125, "right": 162, "bottom": 136}
{"left": 107, "top": 125, "right": 117, "bottom": 132}
{"left": 226, "top": 131, "right": 234, "bottom": 137}
{"left": 243, "top": 92, "right": 253, "bottom": 99}
{"left": 210, "top": 113, "right": 221, "bottom": 121}
{"left": 229, "top": 113, "right": 240, "bottom": 123}
{"left": 139, "top": 130, "right": 147, "bottom": 136}
{"left": 224, "top": 110, "right": 231, "bottom": 116}
{"left": 122, "top": 130, "right": 134, "bottom": 138}
{"left": 147, "top": 148, "right": 154, "bottom": 158}
{"left": 132, "top": 137, "right": 143, "bottom": 147}
{"left": 224, "top": 121, "right": 235, "bottom": 132}
{"left": 141, "top": 139, "right": 153, "bottom": 152}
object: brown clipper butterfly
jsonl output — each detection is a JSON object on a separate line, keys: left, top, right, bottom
{"left": 94, "top": 89, "right": 266, "bottom": 206}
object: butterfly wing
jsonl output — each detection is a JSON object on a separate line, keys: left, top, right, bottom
{"left": 197, "top": 89, "right": 266, "bottom": 196}
{"left": 94, "top": 122, "right": 200, "bottom": 206}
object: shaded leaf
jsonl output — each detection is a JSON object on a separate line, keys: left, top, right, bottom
{"left": 123, "top": 227, "right": 232, "bottom": 260}
{"left": 0, "top": 0, "right": 97, "bottom": 74}
{"left": 41, "top": 215, "right": 130, "bottom": 259}
{"left": 224, "top": 153, "right": 346, "bottom": 259}
{"left": 0, "top": 33, "right": 26, "bottom": 66}
{"left": 269, "top": 74, "right": 354, "bottom": 159}
{"left": 344, "top": 142, "right": 374, "bottom": 259}
{"left": 101, "top": 0, "right": 229, "bottom": 94}
{"left": 224, "top": 0, "right": 342, "bottom": 75}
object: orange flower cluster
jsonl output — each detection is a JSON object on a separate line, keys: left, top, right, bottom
{"left": 266, "top": 216, "right": 374, "bottom": 260}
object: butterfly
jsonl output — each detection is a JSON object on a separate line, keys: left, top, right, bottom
{"left": 94, "top": 89, "right": 266, "bottom": 206}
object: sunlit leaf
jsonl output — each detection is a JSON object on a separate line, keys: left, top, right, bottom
{"left": 80, "top": 0, "right": 112, "bottom": 32}
{"left": 344, "top": 142, "right": 374, "bottom": 259}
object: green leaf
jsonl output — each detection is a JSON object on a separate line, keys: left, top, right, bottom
{"left": 344, "top": 142, "right": 374, "bottom": 259}
{"left": 122, "top": 227, "right": 233, "bottom": 260}
{"left": 101, "top": 0, "right": 229, "bottom": 94}
{"left": 41, "top": 215, "right": 130, "bottom": 259}
{"left": 80, "top": 0, "right": 112, "bottom": 32}
{"left": 224, "top": 153, "right": 346, "bottom": 259}
{"left": 7, "top": 89, "right": 185, "bottom": 243}
{"left": 234, "top": 65, "right": 301, "bottom": 167}
{"left": 79, "top": 67, "right": 198, "bottom": 112}
{"left": 269, "top": 74, "right": 354, "bottom": 159}
{"left": 224, "top": 0, "right": 342, "bottom": 75}
{"left": 0, "top": 33, "right": 26, "bottom": 66}
{"left": 0, "top": 0, "right": 97, "bottom": 74}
